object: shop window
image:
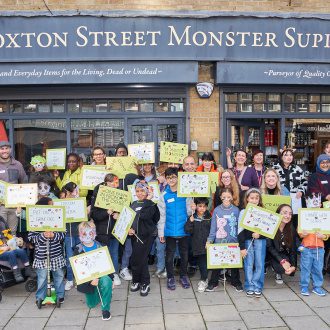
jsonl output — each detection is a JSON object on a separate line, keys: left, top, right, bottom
{"left": 158, "top": 124, "right": 178, "bottom": 143}
{"left": 240, "top": 93, "right": 252, "bottom": 101}
{"left": 23, "top": 102, "right": 37, "bottom": 113}
{"left": 268, "top": 93, "right": 281, "bottom": 102}
{"left": 95, "top": 101, "right": 108, "bottom": 113}
{"left": 297, "top": 94, "right": 308, "bottom": 102}
{"left": 81, "top": 101, "right": 94, "bottom": 113}
{"left": 225, "top": 104, "right": 237, "bottom": 112}
{"left": 68, "top": 102, "right": 80, "bottom": 113}
{"left": 310, "top": 94, "right": 320, "bottom": 102}
{"left": 0, "top": 102, "right": 7, "bottom": 113}
{"left": 284, "top": 104, "right": 295, "bottom": 112}
{"left": 38, "top": 102, "right": 51, "bottom": 113}
{"left": 10, "top": 102, "right": 23, "bottom": 113}
{"left": 14, "top": 119, "right": 67, "bottom": 169}
{"left": 322, "top": 104, "right": 330, "bottom": 112}
{"left": 240, "top": 104, "right": 252, "bottom": 112}
{"left": 140, "top": 100, "right": 154, "bottom": 112}
{"left": 109, "top": 100, "right": 122, "bottom": 112}
{"left": 170, "top": 100, "right": 184, "bottom": 112}
{"left": 253, "top": 93, "right": 266, "bottom": 102}
{"left": 155, "top": 100, "right": 169, "bottom": 112}
{"left": 52, "top": 101, "right": 65, "bottom": 113}
{"left": 125, "top": 101, "right": 139, "bottom": 112}
{"left": 297, "top": 103, "right": 308, "bottom": 112}
{"left": 253, "top": 104, "right": 266, "bottom": 112}
{"left": 284, "top": 94, "right": 295, "bottom": 103}
{"left": 268, "top": 104, "right": 281, "bottom": 112}
{"left": 309, "top": 104, "right": 320, "bottom": 113}
{"left": 131, "top": 125, "right": 153, "bottom": 143}
{"left": 225, "top": 93, "right": 238, "bottom": 102}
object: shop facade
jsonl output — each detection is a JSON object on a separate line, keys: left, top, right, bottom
{"left": 0, "top": 13, "right": 329, "bottom": 171}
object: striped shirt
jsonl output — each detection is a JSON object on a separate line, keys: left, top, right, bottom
{"left": 28, "top": 232, "right": 66, "bottom": 270}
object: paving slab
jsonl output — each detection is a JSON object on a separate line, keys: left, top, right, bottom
{"left": 88, "top": 299, "right": 126, "bottom": 317}
{"left": 45, "top": 327, "right": 84, "bottom": 330}
{"left": 300, "top": 293, "right": 330, "bottom": 307}
{"left": 127, "top": 293, "right": 162, "bottom": 307}
{"left": 0, "top": 309, "right": 17, "bottom": 327}
{"left": 2, "top": 283, "right": 31, "bottom": 297}
{"left": 4, "top": 317, "right": 48, "bottom": 330}
{"left": 112, "top": 288, "right": 129, "bottom": 301}
{"left": 200, "top": 304, "right": 241, "bottom": 322}
{"left": 15, "top": 299, "right": 55, "bottom": 317}
{"left": 85, "top": 315, "right": 124, "bottom": 330}
{"left": 230, "top": 295, "right": 272, "bottom": 311}
{"left": 163, "top": 298, "right": 199, "bottom": 314}
{"left": 160, "top": 285, "right": 195, "bottom": 299}
{"left": 284, "top": 315, "right": 329, "bottom": 330}
{"left": 262, "top": 288, "right": 300, "bottom": 302}
{"left": 46, "top": 308, "right": 89, "bottom": 326}
{"left": 125, "top": 323, "right": 165, "bottom": 329}
{"left": 195, "top": 291, "right": 232, "bottom": 306}
{"left": 59, "top": 294, "right": 89, "bottom": 309}
{"left": 271, "top": 300, "right": 315, "bottom": 317}
{"left": 240, "top": 310, "right": 286, "bottom": 328}
{"left": 312, "top": 307, "right": 330, "bottom": 325}
{"left": 0, "top": 296, "right": 26, "bottom": 310}
{"left": 125, "top": 306, "right": 163, "bottom": 324}
{"left": 164, "top": 313, "right": 206, "bottom": 330}
{"left": 205, "top": 320, "right": 248, "bottom": 330}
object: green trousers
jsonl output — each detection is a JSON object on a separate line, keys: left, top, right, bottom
{"left": 85, "top": 276, "right": 113, "bottom": 312}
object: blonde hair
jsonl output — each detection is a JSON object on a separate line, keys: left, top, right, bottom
{"left": 260, "top": 168, "right": 282, "bottom": 195}
{"left": 78, "top": 220, "right": 95, "bottom": 233}
{"left": 218, "top": 169, "right": 240, "bottom": 206}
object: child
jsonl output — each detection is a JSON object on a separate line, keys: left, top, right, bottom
{"left": 238, "top": 188, "right": 266, "bottom": 297}
{"left": 28, "top": 197, "right": 66, "bottom": 307}
{"left": 184, "top": 197, "right": 212, "bottom": 292}
{"left": 75, "top": 221, "right": 113, "bottom": 321}
{"left": 205, "top": 188, "right": 242, "bottom": 292}
{"left": 60, "top": 182, "right": 81, "bottom": 291}
{"left": 298, "top": 195, "right": 328, "bottom": 296}
{"left": 128, "top": 181, "right": 160, "bottom": 296}
{"left": 158, "top": 167, "right": 191, "bottom": 290}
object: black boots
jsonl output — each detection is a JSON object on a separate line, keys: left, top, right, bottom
{"left": 13, "top": 268, "right": 24, "bottom": 283}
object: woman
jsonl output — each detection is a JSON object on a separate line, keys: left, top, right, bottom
{"left": 141, "top": 163, "right": 157, "bottom": 182}
{"left": 251, "top": 149, "right": 266, "bottom": 188}
{"left": 214, "top": 169, "right": 240, "bottom": 207}
{"left": 266, "top": 204, "right": 296, "bottom": 284}
{"left": 196, "top": 152, "right": 218, "bottom": 173}
{"left": 307, "top": 154, "right": 330, "bottom": 204}
{"left": 260, "top": 168, "right": 290, "bottom": 196}
{"left": 91, "top": 146, "right": 106, "bottom": 166}
{"left": 54, "top": 153, "right": 88, "bottom": 197}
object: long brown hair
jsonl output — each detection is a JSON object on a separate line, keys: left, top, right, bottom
{"left": 218, "top": 169, "right": 240, "bottom": 206}
{"left": 274, "top": 204, "right": 293, "bottom": 248}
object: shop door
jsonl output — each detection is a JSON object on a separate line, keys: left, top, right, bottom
{"left": 127, "top": 118, "right": 185, "bottom": 164}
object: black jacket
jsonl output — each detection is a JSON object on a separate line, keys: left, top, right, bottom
{"left": 130, "top": 199, "right": 160, "bottom": 240}
{"left": 238, "top": 229, "right": 266, "bottom": 250}
{"left": 184, "top": 211, "right": 212, "bottom": 256}
{"left": 90, "top": 183, "right": 116, "bottom": 244}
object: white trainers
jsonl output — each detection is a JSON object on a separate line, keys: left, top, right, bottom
{"left": 197, "top": 280, "right": 208, "bottom": 292}
{"left": 275, "top": 273, "right": 283, "bottom": 285}
{"left": 65, "top": 280, "right": 74, "bottom": 291}
{"left": 119, "top": 267, "right": 132, "bottom": 281}
{"left": 113, "top": 273, "right": 122, "bottom": 286}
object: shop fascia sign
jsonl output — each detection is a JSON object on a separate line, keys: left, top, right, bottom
{"left": 0, "top": 16, "right": 329, "bottom": 62}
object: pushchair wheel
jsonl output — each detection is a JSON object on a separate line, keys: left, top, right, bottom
{"left": 25, "top": 279, "right": 37, "bottom": 292}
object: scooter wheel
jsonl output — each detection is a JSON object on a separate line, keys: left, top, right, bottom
{"left": 56, "top": 299, "right": 61, "bottom": 308}
{"left": 25, "top": 279, "right": 37, "bottom": 292}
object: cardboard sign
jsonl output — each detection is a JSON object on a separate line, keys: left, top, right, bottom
{"left": 26, "top": 205, "right": 66, "bottom": 232}
{"left": 53, "top": 198, "right": 88, "bottom": 223}
{"left": 46, "top": 148, "right": 66, "bottom": 170}
{"left": 0, "top": 180, "right": 7, "bottom": 204}
{"left": 159, "top": 141, "right": 188, "bottom": 164}
{"left": 177, "top": 172, "right": 210, "bottom": 197}
{"left": 207, "top": 243, "right": 242, "bottom": 269}
{"left": 290, "top": 193, "right": 302, "bottom": 215}
{"left": 105, "top": 156, "right": 137, "bottom": 179}
{"left": 5, "top": 183, "right": 38, "bottom": 208}
{"left": 298, "top": 208, "right": 330, "bottom": 234}
{"left": 323, "top": 201, "right": 330, "bottom": 208}
{"left": 69, "top": 246, "right": 115, "bottom": 285}
{"left": 239, "top": 203, "right": 282, "bottom": 239}
{"left": 80, "top": 166, "right": 109, "bottom": 190}
{"left": 208, "top": 172, "right": 219, "bottom": 194}
{"left": 94, "top": 185, "right": 131, "bottom": 212}
{"left": 262, "top": 194, "right": 291, "bottom": 212}
{"left": 112, "top": 206, "right": 136, "bottom": 245}
{"left": 128, "top": 142, "right": 155, "bottom": 164}
{"left": 128, "top": 181, "right": 161, "bottom": 204}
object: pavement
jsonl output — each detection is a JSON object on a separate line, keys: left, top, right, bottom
{"left": 1, "top": 266, "right": 330, "bottom": 330}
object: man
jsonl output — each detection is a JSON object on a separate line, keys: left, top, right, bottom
{"left": 182, "top": 155, "right": 197, "bottom": 172}
{"left": 0, "top": 141, "right": 27, "bottom": 233}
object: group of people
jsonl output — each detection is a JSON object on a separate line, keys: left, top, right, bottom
{"left": 0, "top": 138, "right": 329, "bottom": 321}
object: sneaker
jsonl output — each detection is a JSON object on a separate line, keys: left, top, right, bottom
{"left": 246, "top": 290, "right": 254, "bottom": 297}
{"left": 254, "top": 290, "right": 262, "bottom": 298}
{"left": 153, "top": 269, "right": 167, "bottom": 279}
{"left": 179, "top": 275, "right": 190, "bottom": 289}
{"left": 113, "top": 273, "right": 121, "bottom": 286}
{"left": 13, "top": 268, "right": 24, "bottom": 283}
{"left": 197, "top": 280, "right": 208, "bottom": 293}
{"left": 59, "top": 297, "right": 65, "bottom": 304}
{"left": 65, "top": 280, "right": 74, "bottom": 291}
{"left": 167, "top": 277, "right": 176, "bottom": 290}
{"left": 119, "top": 267, "right": 132, "bottom": 281}
{"left": 102, "top": 310, "right": 111, "bottom": 321}
{"left": 205, "top": 283, "right": 218, "bottom": 292}
{"left": 140, "top": 284, "right": 150, "bottom": 297}
{"left": 301, "top": 287, "right": 310, "bottom": 296}
{"left": 130, "top": 282, "right": 140, "bottom": 292}
{"left": 312, "top": 287, "right": 326, "bottom": 296}
{"left": 234, "top": 284, "right": 244, "bottom": 292}
{"left": 275, "top": 273, "right": 283, "bottom": 285}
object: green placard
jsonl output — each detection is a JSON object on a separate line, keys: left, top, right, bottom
{"left": 80, "top": 166, "right": 110, "bottom": 190}
{"left": 46, "top": 148, "right": 66, "bottom": 170}
{"left": 298, "top": 208, "right": 330, "bottom": 234}
{"left": 159, "top": 141, "right": 188, "bottom": 164}
{"left": 177, "top": 172, "right": 210, "bottom": 197}
{"left": 0, "top": 180, "right": 8, "bottom": 204}
{"left": 239, "top": 203, "right": 282, "bottom": 239}
{"left": 69, "top": 246, "right": 115, "bottom": 285}
{"left": 128, "top": 142, "right": 155, "bottom": 164}
{"left": 5, "top": 183, "right": 38, "bottom": 208}
{"left": 94, "top": 185, "right": 131, "bottom": 212}
{"left": 323, "top": 201, "right": 330, "bottom": 209}
{"left": 262, "top": 194, "right": 291, "bottom": 212}
{"left": 208, "top": 172, "right": 219, "bottom": 194}
{"left": 26, "top": 205, "right": 66, "bottom": 232}
{"left": 53, "top": 198, "right": 88, "bottom": 223}
{"left": 207, "top": 243, "right": 242, "bottom": 269}
{"left": 112, "top": 206, "right": 136, "bottom": 245}
{"left": 128, "top": 181, "right": 161, "bottom": 204}
{"left": 105, "top": 156, "right": 137, "bottom": 179}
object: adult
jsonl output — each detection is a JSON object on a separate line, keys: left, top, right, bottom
{"left": 266, "top": 204, "right": 296, "bottom": 284}
{"left": 115, "top": 142, "right": 128, "bottom": 157}
{"left": 260, "top": 168, "right": 290, "bottom": 196}
{"left": 251, "top": 149, "right": 266, "bottom": 188}
{"left": 90, "top": 146, "right": 106, "bottom": 166}
{"left": 307, "top": 154, "right": 330, "bottom": 203}
{"left": 182, "top": 155, "right": 197, "bottom": 173}
{"left": 0, "top": 141, "right": 27, "bottom": 234}
{"left": 196, "top": 152, "right": 218, "bottom": 173}
{"left": 214, "top": 169, "right": 240, "bottom": 208}
{"left": 141, "top": 163, "right": 157, "bottom": 182}
{"left": 323, "top": 141, "right": 330, "bottom": 157}
{"left": 54, "top": 152, "right": 88, "bottom": 197}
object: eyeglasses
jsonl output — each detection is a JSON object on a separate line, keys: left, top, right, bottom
{"left": 93, "top": 153, "right": 104, "bottom": 156}
{"left": 166, "top": 175, "right": 178, "bottom": 181}
{"left": 222, "top": 176, "right": 231, "bottom": 179}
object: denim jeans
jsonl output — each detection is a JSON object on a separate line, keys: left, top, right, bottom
{"left": 35, "top": 267, "right": 65, "bottom": 300}
{"left": 65, "top": 235, "right": 81, "bottom": 281}
{"left": 300, "top": 247, "right": 324, "bottom": 289}
{"left": 108, "top": 238, "right": 119, "bottom": 273}
{"left": 121, "top": 238, "right": 132, "bottom": 269}
{"left": 0, "top": 249, "right": 29, "bottom": 267}
{"left": 244, "top": 239, "right": 266, "bottom": 292}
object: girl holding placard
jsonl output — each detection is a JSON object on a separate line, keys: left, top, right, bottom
{"left": 238, "top": 188, "right": 266, "bottom": 298}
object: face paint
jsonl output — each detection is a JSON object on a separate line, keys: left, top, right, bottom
{"left": 38, "top": 182, "right": 51, "bottom": 196}
{"left": 33, "top": 162, "right": 45, "bottom": 172}
{"left": 79, "top": 227, "right": 96, "bottom": 245}
{"left": 71, "top": 186, "right": 80, "bottom": 198}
